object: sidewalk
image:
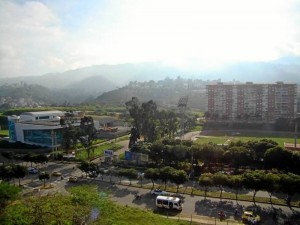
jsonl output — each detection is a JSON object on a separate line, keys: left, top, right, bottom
{"left": 163, "top": 214, "right": 243, "bottom": 225}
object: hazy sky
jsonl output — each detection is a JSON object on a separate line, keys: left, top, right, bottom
{"left": 0, "top": 0, "right": 299, "bottom": 78}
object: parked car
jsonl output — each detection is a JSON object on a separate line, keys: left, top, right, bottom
{"left": 27, "top": 167, "right": 38, "bottom": 174}
{"left": 242, "top": 211, "right": 261, "bottom": 223}
{"left": 68, "top": 176, "right": 78, "bottom": 182}
{"left": 150, "top": 189, "right": 168, "bottom": 195}
{"left": 52, "top": 171, "right": 62, "bottom": 176}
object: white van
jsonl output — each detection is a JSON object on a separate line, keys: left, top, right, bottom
{"left": 156, "top": 195, "right": 183, "bottom": 210}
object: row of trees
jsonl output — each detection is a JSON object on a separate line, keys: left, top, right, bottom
{"left": 0, "top": 164, "right": 51, "bottom": 187}
{"left": 199, "top": 171, "right": 300, "bottom": 205}
{"left": 77, "top": 161, "right": 300, "bottom": 205}
{"left": 129, "top": 139, "right": 300, "bottom": 175}
{"left": 77, "top": 162, "right": 189, "bottom": 192}
{"left": 0, "top": 164, "right": 27, "bottom": 186}
{"left": 144, "top": 166, "right": 188, "bottom": 192}
{"left": 1, "top": 151, "right": 48, "bottom": 166}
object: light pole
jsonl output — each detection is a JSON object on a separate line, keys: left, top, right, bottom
{"left": 51, "top": 129, "right": 57, "bottom": 159}
{"left": 295, "top": 120, "right": 298, "bottom": 149}
{"left": 51, "top": 129, "right": 54, "bottom": 159}
{"left": 294, "top": 115, "right": 300, "bottom": 149}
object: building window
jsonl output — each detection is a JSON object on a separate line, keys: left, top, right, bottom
{"left": 38, "top": 116, "right": 50, "bottom": 120}
{"left": 23, "top": 129, "right": 62, "bottom": 146}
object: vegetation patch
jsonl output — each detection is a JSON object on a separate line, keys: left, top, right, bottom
{"left": 1, "top": 185, "right": 198, "bottom": 225}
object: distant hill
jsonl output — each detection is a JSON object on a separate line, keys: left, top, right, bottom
{"left": 0, "top": 57, "right": 299, "bottom": 98}
{"left": 95, "top": 78, "right": 215, "bottom": 111}
{"left": 0, "top": 57, "right": 299, "bottom": 108}
{"left": 0, "top": 83, "right": 92, "bottom": 107}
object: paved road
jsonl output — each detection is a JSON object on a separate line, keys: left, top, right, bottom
{"left": 21, "top": 159, "right": 300, "bottom": 225}
{"left": 80, "top": 177, "right": 300, "bottom": 225}
{"left": 20, "top": 133, "right": 300, "bottom": 224}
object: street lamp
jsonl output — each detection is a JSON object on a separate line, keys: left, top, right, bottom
{"left": 294, "top": 115, "right": 300, "bottom": 149}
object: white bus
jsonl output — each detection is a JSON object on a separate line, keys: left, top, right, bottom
{"left": 156, "top": 195, "right": 183, "bottom": 210}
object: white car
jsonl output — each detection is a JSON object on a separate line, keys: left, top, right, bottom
{"left": 52, "top": 171, "right": 62, "bottom": 176}
{"left": 150, "top": 189, "right": 168, "bottom": 195}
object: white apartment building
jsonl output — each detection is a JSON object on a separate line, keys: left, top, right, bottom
{"left": 206, "top": 82, "right": 297, "bottom": 122}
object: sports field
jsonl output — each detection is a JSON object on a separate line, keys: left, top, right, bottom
{"left": 194, "top": 130, "right": 297, "bottom": 147}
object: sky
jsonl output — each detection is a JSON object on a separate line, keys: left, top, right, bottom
{"left": 0, "top": 0, "right": 299, "bottom": 78}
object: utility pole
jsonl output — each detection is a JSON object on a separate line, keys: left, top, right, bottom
{"left": 51, "top": 129, "right": 57, "bottom": 159}
{"left": 178, "top": 96, "right": 188, "bottom": 140}
{"left": 51, "top": 130, "right": 55, "bottom": 159}
{"left": 295, "top": 115, "right": 300, "bottom": 149}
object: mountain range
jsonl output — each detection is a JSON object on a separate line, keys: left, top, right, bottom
{"left": 0, "top": 57, "right": 299, "bottom": 98}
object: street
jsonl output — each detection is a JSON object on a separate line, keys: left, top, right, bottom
{"left": 20, "top": 161, "right": 300, "bottom": 225}
{"left": 17, "top": 134, "right": 300, "bottom": 224}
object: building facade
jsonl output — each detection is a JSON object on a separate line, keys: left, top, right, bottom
{"left": 8, "top": 111, "right": 66, "bottom": 147}
{"left": 206, "top": 82, "right": 297, "bottom": 122}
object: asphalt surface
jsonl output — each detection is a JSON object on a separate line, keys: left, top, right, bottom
{"left": 15, "top": 133, "right": 300, "bottom": 224}
{"left": 20, "top": 163, "right": 300, "bottom": 225}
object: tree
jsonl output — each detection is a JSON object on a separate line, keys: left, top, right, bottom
{"left": 198, "top": 173, "right": 213, "bottom": 200}
{"left": 39, "top": 172, "right": 50, "bottom": 187}
{"left": 224, "top": 146, "right": 251, "bottom": 169}
{"left": 22, "top": 153, "right": 33, "bottom": 167}
{"left": 279, "top": 173, "right": 300, "bottom": 207}
{"left": 227, "top": 175, "right": 244, "bottom": 202}
{"left": 159, "top": 166, "right": 175, "bottom": 190}
{"left": 128, "top": 127, "right": 140, "bottom": 148}
{"left": 118, "top": 168, "right": 138, "bottom": 185}
{"left": 242, "top": 170, "right": 265, "bottom": 203}
{"left": 170, "top": 145, "right": 188, "bottom": 167}
{"left": 245, "top": 139, "right": 277, "bottom": 164}
{"left": 12, "top": 165, "right": 27, "bottom": 186}
{"left": 212, "top": 172, "right": 229, "bottom": 200}
{"left": 33, "top": 154, "right": 49, "bottom": 169}
{"left": 125, "top": 97, "right": 159, "bottom": 143}
{"left": 262, "top": 173, "right": 280, "bottom": 203}
{"left": 144, "top": 168, "right": 160, "bottom": 189}
{"left": 140, "top": 100, "right": 158, "bottom": 142}
{"left": 61, "top": 124, "right": 79, "bottom": 151}
{"left": 78, "top": 161, "right": 98, "bottom": 177}
{"left": 79, "top": 116, "right": 97, "bottom": 159}
{"left": 197, "top": 143, "right": 222, "bottom": 164}
{"left": 1, "top": 151, "right": 15, "bottom": 163}
{"left": 0, "top": 164, "right": 14, "bottom": 181}
{"left": 149, "top": 142, "right": 165, "bottom": 166}
{"left": 264, "top": 146, "right": 290, "bottom": 171}
{"left": 158, "top": 110, "right": 178, "bottom": 139}
{"left": 170, "top": 170, "right": 189, "bottom": 192}
{"left": 125, "top": 97, "right": 143, "bottom": 134}
{"left": 290, "top": 151, "right": 300, "bottom": 175}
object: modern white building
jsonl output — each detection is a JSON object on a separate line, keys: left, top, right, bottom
{"left": 8, "top": 111, "right": 66, "bottom": 147}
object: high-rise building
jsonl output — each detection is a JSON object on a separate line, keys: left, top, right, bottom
{"left": 206, "top": 82, "right": 297, "bottom": 122}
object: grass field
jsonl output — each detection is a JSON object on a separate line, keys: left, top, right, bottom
{"left": 76, "top": 143, "right": 123, "bottom": 160}
{"left": 194, "top": 131, "right": 297, "bottom": 147}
